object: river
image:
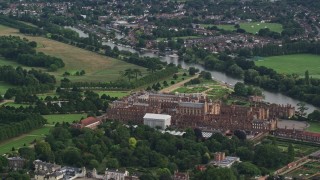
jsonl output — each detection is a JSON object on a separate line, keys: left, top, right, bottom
{"left": 70, "top": 27, "right": 319, "bottom": 114}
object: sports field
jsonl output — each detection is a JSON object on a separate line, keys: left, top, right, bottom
{"left": 255, "top": 54, "right": 320, "bottom": 78}
{"left": 203, "top": 22, "right": 283, "bottom": 34}
{"left": 0, "top": 25, "right": 147, "bottom": 83}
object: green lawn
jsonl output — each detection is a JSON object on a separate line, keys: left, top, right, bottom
{"left": 2, "top": 102, "right": 31, "bottom": 108}
{"left": 207, "top": 86, "right": 232, "bottom": 100}
{"left": 43, "top": 114, "right": 87, "bottom": 125}
{"left": 203, "top": 22, "right": 283, "bottom": 34}
{"left": 174, "top": 86, "right": 208, "bottom": 93}
{"left": 306, "top": 121, "right": 320, "bottom": 133}
{"left": 0, "top": 81, "right": 16, "bottom": 95}
{"left": 94, "top": 91, "right": 130, "bottom": 98}
{"left": 0, "top": 126, "right": 51, "bottom": 155}
{"left": 255, "top": 54, "right": 320, "bottom": 77}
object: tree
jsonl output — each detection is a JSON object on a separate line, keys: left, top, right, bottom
{"left": 123, "top": 68, "right": 135, "bottom": 82}
{"left": 234, "top": 130, "right": 246, "bottom": 140}
{"left": 188, "top": 67, "right": 199, "bottom": 75}
{"left": 173, "top": 74, "right": 178, "bottom": 80}
{"left": 132, "top": 69, "right": 142, "bottom": 80}
{"left": 308, "top": 110, "right": 320, "bottom": 121}
{"left": 129, "top": 137, "right": 137, "bottom": 149}
{"left": 234, "top": 82, "right": 248, "bottom": 97}
{"left": 287, "top": 144, "right": 294, "bottom": 162}
{"left": 35, "top": 142, "right": 54, "bottom": 162}
{"left": 236, "top": 147, "right": 254, "bottom": 161}
{"left": 305, "top": 70, "right": 310, "bottom": 85}
{"left": 235, "top": 162, "right": 261, "bottom": 177}
{"left": 297, "top": 102, "right": 308, "bottom": 117}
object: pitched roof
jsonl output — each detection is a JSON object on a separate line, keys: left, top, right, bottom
{"left": 80, "top": 117, "right": 99, "bottom": 126}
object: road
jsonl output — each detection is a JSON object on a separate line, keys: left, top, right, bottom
{"left": 160, "top": 74, "right": 199, "bottom": 93}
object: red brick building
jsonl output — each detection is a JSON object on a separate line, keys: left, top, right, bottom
{"left": 72, "top": 117, "right": 102, "bottom": 129}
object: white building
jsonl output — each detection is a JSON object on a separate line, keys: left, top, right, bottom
{"left": 105, "top": 169, "right": 129, "bottom": 180}
{"left": 143, "top": 113, "right": 171, "bottom": 129}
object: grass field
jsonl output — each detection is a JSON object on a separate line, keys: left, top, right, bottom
{"left": 43, "top": 114, "right": 86, "bottom": 125}
{"left": 174, "top": 86, "right": 208, "bottom": 93}
{"left": 255, "top": 54, "right": 320, "bottom": 78}
{"left": 3, "top": 102, "right": 31, "bottom": 108}
{"left": 0, "top": 126, "right": 51, "bottom": 155}
{"left": 94, "top": 90, "right": 130, "bottom": 98}
{"left": 0, "top": 25, "right": 147, "bottom": 83}
{"left": 306, "top": 122, "right": 320, "bottom": 133}
{"left": 203, "top": 22, "right": 283, "bottom": 34}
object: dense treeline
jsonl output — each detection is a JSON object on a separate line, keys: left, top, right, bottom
{"left": 5, "top": 84, "right": 55, "bottom": 99}
{"left": 0, "top": 107, "right": 46, "bottom": 142}
{"left": 16, "top": 15, "right": 102, "bottom": 49}
{"left": 0, "top": 66, "right": 55, "bottom": 86}
{"left": 0, "top": 15, "right": 41, "bottom": 35}
{"left": 33, "top": 122, "right": 293, "bottom": 179}
{"left": 4, "top": 89, "right": 109, "bottom": 116}
{"left": 61, "top": 66, "right": 178, "bottom": 89}
{"left": 0, "top": 36, "right": 64, "bottom": 70}
{"left": 0, "top": 65, "right": 56, "bottom": 98}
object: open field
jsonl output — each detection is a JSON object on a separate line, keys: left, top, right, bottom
{"left": 0, "top": 25, "right": 147, "bottom": 83}
{"left": 0, "top": 126, "right": 51, "bottom": 155}
{"left": 43, "top": 114, "right": 86, "bottom": 125}
{"left": 203, "top": 22, "right": 283, "bottom": 34}
{"left": 255, "top": 54, "right": 320, "bottom": 78}
{"left": 0, "top": 81, "right": 16, "bottom": 95}
{"left": 306, "top": 121, "right": 320, "bottom": 133}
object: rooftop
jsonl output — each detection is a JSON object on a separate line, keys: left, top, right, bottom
{"left": 144, "top": 113, "right": 171, "bottom": 119}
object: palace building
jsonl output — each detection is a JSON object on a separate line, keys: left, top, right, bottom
{"left": 103, "top": 91, "right": 295, "bottom": 132}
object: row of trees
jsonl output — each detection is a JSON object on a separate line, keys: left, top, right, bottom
{"left": 0, "top": 36, "right": 64, "bottom": 70}
{"left": 5, "top": 89, "right": 109, "bottom": 116}
{"left": 0, "top": 108, "right": 46, "bottom": 142}
{"left": 0, "top": 66, "right": 56, "bottom": 86}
